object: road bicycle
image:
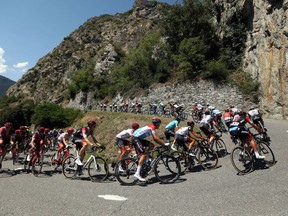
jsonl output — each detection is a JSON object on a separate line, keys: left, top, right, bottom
{"left": 115, "top": 145, "right": 180, "bottom": 185}
{"left": 209, "top": 131, "right": 228, "bottom": 158}
{"left": 51, "top": 145, "right": 74, "bottom": 170}
{"left": 62, "top": 146, "right": 109, "bottom": 182}
{"left": 170, "top": 140, "right": 219, "bottom": 174}
{"left": 23, "top": 146, "right": 46, "bottom": 176}
{"left": 230, "top": 129, "right": 275, "bottom": 174}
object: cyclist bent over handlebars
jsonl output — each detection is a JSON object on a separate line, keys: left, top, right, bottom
{"left": 72, "top": 120, "right": 100, "bottom": 166}
{"left": 132, "top": 117, "right": 169, "bottom": 182}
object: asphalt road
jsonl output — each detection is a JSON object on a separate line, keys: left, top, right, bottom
{"left": 1, "top": 118, "right": 288, "bottom": 216}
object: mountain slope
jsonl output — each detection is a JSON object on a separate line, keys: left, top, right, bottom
{"left": 0, "top": 75, "right": 15, "bottom": 97}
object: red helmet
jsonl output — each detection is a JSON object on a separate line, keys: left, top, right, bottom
{"left": 152, "top": 117, "right": 161, "bottom": 125}
{"left": 88, "top": 120, "right": 96, "bottom": 127}
{"left": 44, "top": 128, "right": 50, "bottom": 133}
{"left": 15, "top": 129, "right": 21, "bottom": 134}
{"left": 38, "top": 127, "right": 45, "bottom": 133}
{"left": 67, "top": 127, "right": 74, "bottom": 134}
{"left": 131, "top": 122, "right": 139, "bottom": 130}
{"left": 4, "top": 122, "right": 13, "bottom": 128}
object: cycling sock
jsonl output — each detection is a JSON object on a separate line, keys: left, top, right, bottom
{"left": 136, "top": 165, "right": 142, "bottom": 175}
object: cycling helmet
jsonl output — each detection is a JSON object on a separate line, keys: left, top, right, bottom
{"left": 44, "top": 128, "right": 50, "bottom": 133}
{"left": 187, "top": 120, "right": 195, "bottom": 127}
{"left": 88, "top": 120, "right": 97, "bottom": 127}
{"left": 38, "top": 127, "right": 45, "bottom": 133}
{"left": 4, "top": 122, "right": 13, "bottom": 128}
{"left": 131, "top": 122, "right": 140, "bottom": 130}
{"left": 249, "top": 106, "right": 255, "bottom": 111}
{"left": 204, "top": 109, "right": 210, "bottom": 115}
{"left": 67, "top": 127, "right": 74, "bottom": 134}
{"left": 152, "top": 117, "right": 161, "bottom": 125}
{"left": 15, "top": 129, "right": 21, "bottom": 134}
{"left": 20, "top": 126, "right": 27, "bottom": 131}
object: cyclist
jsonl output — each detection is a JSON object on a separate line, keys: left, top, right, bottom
{"left": 199, "top": 109, "right": 220, "bottom": 144}
{"left": 72, "top": 120, "right": 100, "bottom": 166}
{"left": 11, "top": 127, "right": 27, "bottom": 159}
{"left": 0, "top": 122, "right": 14, "bottom": 165}
{"left": 175, "top": 120, "right": 206, "bottom": 156}
{"left": 229, "top": 110, "right": 265, "bottom": 159}
{"left": 54, "top": 127, "right": 74, "bottom": 162}
{"left": 114, "top": 122, "right": 140, "bottom": 171}
{"left": 248, "top": 107, "right": 268, "bottom": 134}
{"left": 132, "top": 117, "right": 169, "bottom": 182}
{"left": 27, "top": 127, "right": 46, "bottom": 161}
{"left": 223, "top": 108, "right": 233, "bottom": 128}
{"left": 164, "top": 116, "right": 181, "bottom": 151}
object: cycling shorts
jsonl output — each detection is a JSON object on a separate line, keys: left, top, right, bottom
{"left": 115, "top": 138, "right": 130, "bottom": 148}
{"left": 131, "top": 136, "right": 151, "bottom": 154}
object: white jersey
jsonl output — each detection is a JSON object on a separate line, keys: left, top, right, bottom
{"left": 175, "top": 126, "right": 189, "bottom": 136}
{"left": 57, "top": 132, "right": 71, "bottom": 142}
{"left": 248, "top": 109, "right": 260, "bottom": 117}
{"left": 116, "top": 129, "right": 133, "bottom": 140}
{"left": 200, "top": 114, "right": 213, "bottom": 124}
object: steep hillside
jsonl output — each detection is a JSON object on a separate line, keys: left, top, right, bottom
{"left": 0, "top": 75, "right": 15, "bottom": 97}
{"left": 6, "top": 0, "right": 288, "bottom": 119}
{"left": 7, "top": 0, "right": 167, "bottom": 105}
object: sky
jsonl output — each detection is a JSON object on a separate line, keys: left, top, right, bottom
{"left": 0, "top": 0, "right": 177, "bottom": 82}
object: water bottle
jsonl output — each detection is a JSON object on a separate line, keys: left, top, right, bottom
{"left": 146, "top": 157, "right": 152, "bottom": 167}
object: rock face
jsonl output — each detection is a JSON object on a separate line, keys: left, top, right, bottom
{"left": 213, "top": 0, "right": 288, "bottom": 119}
{"left": 0, "top": 75, "right": 15, "bottom": 97}
{"left": 6, "top": 0, "right": 288, "bottom": 119}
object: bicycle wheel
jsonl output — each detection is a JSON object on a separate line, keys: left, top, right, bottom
{"left": 87, "top": 156, "right": 109, "bottom": 182}
{"left": 214, "top": 139, "right": 228, "bottom": 157}
{"left": 257, "top": 141, "right": 275, "bottom": 167}
{"left": 62, "top": 156, "right": 77, "bottom": 178}
{"left": 154, "top": 155, "right": 180, "bottom": 184}
{"left": 32, "top": 154, "right": 43, "bottom": 176}
{"left": 170, "top": 151, "right": 189, "bottom": 174}
{"left": 230, "top": 146, "right": 253, "bottom": 174}
{"left": 115, "top": 157, "right": 138, "bottom": 185}
{"left": 197, "top": 146, "right": 218, "bottom": 170}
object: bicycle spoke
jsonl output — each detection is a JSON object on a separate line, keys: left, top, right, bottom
{"left": 88, "top": 157, "right": 109, "bottom": 182}
{"left": 154, "top": 155, "right": 180, "bottom": 184}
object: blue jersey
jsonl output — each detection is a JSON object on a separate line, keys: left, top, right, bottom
{"left": 165, "top": 120, "right": 179, "bottom": 131}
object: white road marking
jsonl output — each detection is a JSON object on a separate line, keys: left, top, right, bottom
{"left": 98, "top": 195, "right": 128, "bottom": 201}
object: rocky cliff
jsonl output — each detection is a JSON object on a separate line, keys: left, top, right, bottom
{"left": 6, "top": 0, "right": 288, "bottom": 119}
{"left": 213, "top": 0, "right": 288, "bottom": 119}
{"left": 0, "top": 75, "right": 15, "bottom": 97}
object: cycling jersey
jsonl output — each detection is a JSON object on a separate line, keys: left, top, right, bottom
{"left": 0, "top": 127, "right": 13, "bottom": 145}
{"left": 175, "top": 127, "right": 189, "bottom": 136}
{"left": 133, "top": 124, "right": 156, "bottom": 139}
{"left": 73, "top": 126, "right": 94, "bottom": 139}
{"left": 165, "top": 120, "right": 179, "bottom": 131}
{"left": 248, "top": 109, "right": 261, "bottom": 121}
{"left": 200, "top": 114, "right": 213, "bottom": 125}
{"left": 57, "top": 132, "right": 71, "bottom": 143}
{"left": 116, "top": 129, "right": 133, "bottom": 140}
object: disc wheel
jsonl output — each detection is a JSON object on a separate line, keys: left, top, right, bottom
{"left": 87, "top": 156, "right": 109, "bottom": 182}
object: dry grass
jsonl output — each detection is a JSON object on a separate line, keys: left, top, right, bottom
{"left": 72, "top": 110, "right": 185, "bottom": 155}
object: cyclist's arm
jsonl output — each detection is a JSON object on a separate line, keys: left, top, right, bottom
{"left": 190, "top": 131, "right": 205, "bottom": 140}
{"left": 152, "top": 133, "right": 165, "bottom": 145}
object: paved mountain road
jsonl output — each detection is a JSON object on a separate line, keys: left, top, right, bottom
{"left": 1, "top": 119, "right": 288, "bottom": 216}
